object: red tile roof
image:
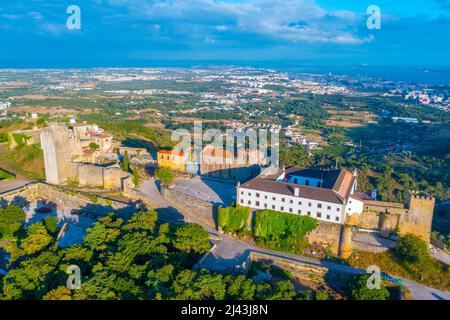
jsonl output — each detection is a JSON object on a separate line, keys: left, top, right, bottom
{"left": 240, "top": 177, "right": 345, "bottom": 204}
{"left": 158, "top": 149, "right": 185, "bottom": 157}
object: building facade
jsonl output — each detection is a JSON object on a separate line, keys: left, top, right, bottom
{"left": 157, "top": 149, "right": 187, "bottom": 172}
{"left": 237, "top": 167, "right": 364, "bottom": 225}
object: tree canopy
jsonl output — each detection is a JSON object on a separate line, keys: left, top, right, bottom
{"left": 0, "top": 205, "right": 26, "bottom": 240}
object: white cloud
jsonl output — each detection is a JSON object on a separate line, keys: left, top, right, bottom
{"left": 105, "top": 0, "right": 372, "bottom": 44}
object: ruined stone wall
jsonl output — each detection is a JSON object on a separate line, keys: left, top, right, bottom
{"left": 1, "top": 182, "right": 138, "bottom": 216}
{"left": 306, "top": 221, "right": 342, "bottom": 255}
{"left": 162, "top": 186, "right": 216, "bottom": 227}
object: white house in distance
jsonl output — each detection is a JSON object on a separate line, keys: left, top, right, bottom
{"left": 237, "top": 166, "right": 364, "bottom": 224}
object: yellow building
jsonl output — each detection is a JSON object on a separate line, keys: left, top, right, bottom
{"left": 157, "top": 149, "right": 187, "bottom": 172}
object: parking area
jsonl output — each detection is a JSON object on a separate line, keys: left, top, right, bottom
{"left": 172, "top": 176, "right": 237, "bottom": 206}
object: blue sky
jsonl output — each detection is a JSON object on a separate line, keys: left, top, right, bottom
{"left": 0, "top": 0, "right": 449, "bottom": 68}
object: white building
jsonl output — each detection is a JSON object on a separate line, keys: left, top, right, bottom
{"left": 0, "top": 101, "right": 11, "bottom": 110}
{"left": 237, "top": 167, "right": 364, "bottom": 225}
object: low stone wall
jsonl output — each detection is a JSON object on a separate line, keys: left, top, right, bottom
{"left": 162, "top": 186, "right": 217, "bottom": 227}
{"left": 250, "top": 252, "right": 329, "bottom": 282}
{"left": 0, "top": 182, "right": 39, "bottom": 206}
{"left": 306, "top": 221, "right": 342, "bottom": 255}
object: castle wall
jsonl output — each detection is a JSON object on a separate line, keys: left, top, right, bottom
{"left": 356, "top": 194, "right": 434, "bottom": 242}
{"left": 307, "top": 221, "right": 342, "bottom": 254}
{"left": 103, "top": 167, "right": 131, "bottom": 190}
{"left": 40, "top": 124, "right": 77, "bottom": 185}
{"left": 162, "top": 186, "right": 216, "bottom": 227}
{"left": 78, "top": 164, "right": 104, "bottom": 188}
{"left": 400, "top": 193, "right": 435, "bottom": 242}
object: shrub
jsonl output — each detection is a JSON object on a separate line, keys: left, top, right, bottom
{"left": 132, "top": 166, "right": 140, "bottom": 186}
{"left": 253, "top": 210, "right": 317, "bottom": 253}
{"left": 89, "top": 142, "right": 100, "bottom": 151}
{"left": 155, "top": 167, "right": 175, "bottom": 186}
{"left": 348, "top": 274, "right": 390, "bottom": 300}
{"left": 43, "top": 216, "right": 58, "bottom": 234}
{"left": 315, "top": 289, "right": 329, "bottom": 300}
{"left": 174, "top": 223, "right": 210, "bottom": 254}
{"left": 396, "top": 233, "right": 429, "bottom": 263}
{"left": 218, "top": 206, "right": 250, "bottom": 234}
{"left": 0, "top": 205, "right": 26, "bottom": 240}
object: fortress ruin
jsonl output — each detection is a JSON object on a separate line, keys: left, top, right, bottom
{"left": 40, "top": 123, "right": 133, "bottom": 192}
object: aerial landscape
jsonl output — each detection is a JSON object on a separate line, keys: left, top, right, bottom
{"left": 0, "top": 0, "right": 449, "bottom": 311}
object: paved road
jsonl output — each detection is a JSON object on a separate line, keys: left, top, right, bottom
{"left": 137, "top": 179, "right": 450, "bottom": 300}
{"left": 430, "top": 247, "right": 450, "bottom": 266}
{"left": 0, "top": 178, "right": 30, "bottom": 195}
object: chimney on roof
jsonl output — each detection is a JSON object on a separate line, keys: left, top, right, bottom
{"left": 294, "top": 187, "right": 300, "bottom": 197}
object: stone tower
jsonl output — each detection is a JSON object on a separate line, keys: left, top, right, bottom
{"left": 400, "top": 191, "right": 435, "bottom": 242}
{"left": 40, "top": 123, "right": 76, "bottom": 185}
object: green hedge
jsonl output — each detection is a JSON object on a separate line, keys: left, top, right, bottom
{"left": 253, "top": 210, "right": 317, "bottom": 253}
{"left": 218, "top": 206, "right": 251, "bottom": 234}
